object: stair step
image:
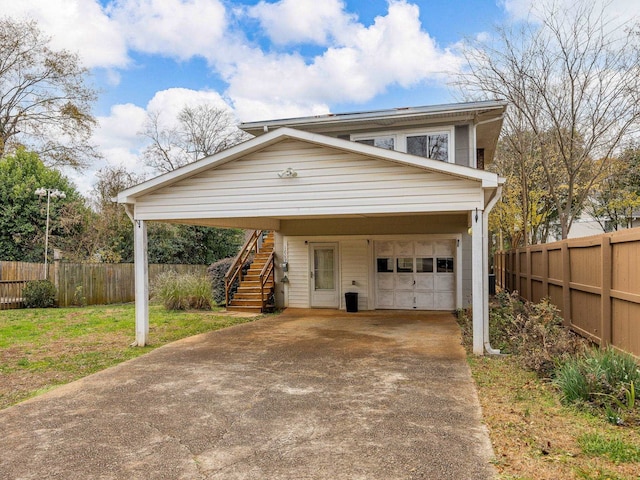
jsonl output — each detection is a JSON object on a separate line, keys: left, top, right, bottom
{"left": 233, "top": 292, "right": 272, "bottom": 299}
{"left": 239, "top": 279, "right": 274, "bottom": 285}
{"left": 226, "top": 305, "right": 274, "bottom": 313}
{"left": 229, "top": 299, "right": 266, "bottom": 307}
{"left": 238, "top": 286, "right": 274, "bottom": 292}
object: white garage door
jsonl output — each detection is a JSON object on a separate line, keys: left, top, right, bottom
{"left": 375, "top": 240, "right": 456, "bottom": 310}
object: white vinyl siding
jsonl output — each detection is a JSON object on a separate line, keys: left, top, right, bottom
{"left": 340, "top": 240, "right": 370, "bottom": 310}
{"left": 133, "top": 139, "right": 483, "bottom": 221}
{"left": 284, "top": 237, "right": 310, "bottom": 308}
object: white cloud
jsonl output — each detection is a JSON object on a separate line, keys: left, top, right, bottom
{"left": 4, "top": 0, "right": 472, "bottom": 189}
{"left": 0, "top": 0, "right": 129, "bottom": 69}
{"left": 70, "top": 88, "right": 237, "bottom": 195}
{"left": 248, "top": 0, "right": 356, "bottom": 45}
{"left": 94, "top": 103, "right": 148, "bottom": 156}
{"left": 107, "top": 0, "right": 227, "bottom": 60}
{"left": 225, "top": 1, "right": 462, "bottom": 118}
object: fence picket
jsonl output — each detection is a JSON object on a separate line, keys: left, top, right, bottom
{"left": 0, "top": 262, "right": 209, "bottom": 308}
{"left": 495, "top": 228, "right": 640, "bottom": 357}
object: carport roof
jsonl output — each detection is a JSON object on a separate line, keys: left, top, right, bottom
{"left": 116, "top": 127, "right": 501, "bottom": 205}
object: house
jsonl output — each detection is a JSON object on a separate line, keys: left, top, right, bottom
{"left": 117, "top": 100, "right": 507, "bottom": 355}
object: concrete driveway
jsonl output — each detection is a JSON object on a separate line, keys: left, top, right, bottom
{"left": 0, "top": 309, "right": 495, "bottom": 480}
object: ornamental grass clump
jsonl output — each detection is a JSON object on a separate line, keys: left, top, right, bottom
{"left": 555, "top": 348, "right": 640, "bottom": 425}
{"left": 151, "top": 271, "right": 214, "bottom": 311}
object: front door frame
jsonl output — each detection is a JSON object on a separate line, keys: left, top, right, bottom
{"left": 309, "top": 242, "right": 340, "bottom": 308}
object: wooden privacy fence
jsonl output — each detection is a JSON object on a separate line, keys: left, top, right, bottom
{"left": 495, "top": 228, "right": 640, "bottom": 357}
{"left": 0, "top": 261, "right": 209, "bottom": 308}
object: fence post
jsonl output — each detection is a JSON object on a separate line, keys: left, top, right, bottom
{"left": 600, "top": 235, "right": 612, "bottom": 347}
{"left": 562, "top": 241, "right": 571, "bottom": 328}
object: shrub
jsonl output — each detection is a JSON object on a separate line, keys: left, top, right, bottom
{"left": 207, "top": 256, "right": 251, "bottom": 306}
{"left": 457, "top": 291, "right": 587, "bottom": 376}
{"left": 23, "top": 280, "right": 57, "bottom": 308}
{"left": 150, "top": 271, "right": 214, "bottom": 311}
{"left": 555, "top": 348, "right": 640, "bottom": 423}
{"left": 72, "top": 285, "right": 87, "bottom": 307}
{"left": 489, "top": 291, "right": 587, "bottom": 376}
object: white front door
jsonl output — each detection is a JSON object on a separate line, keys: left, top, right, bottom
{"left": 310, "top": 243, "right": 339, "bottom": 308}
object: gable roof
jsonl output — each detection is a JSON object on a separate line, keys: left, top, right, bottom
{"left": 117, "top": 127, "right": 501, "bottom": 204}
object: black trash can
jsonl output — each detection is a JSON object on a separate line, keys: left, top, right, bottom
{"left": 488, "top": 274, "right": 496, "bottom": 295}
{"left": 345, "top": 292, "right": 358, "bottom": 312}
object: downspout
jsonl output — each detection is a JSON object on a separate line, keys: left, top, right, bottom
{"left": 483, "top": 185, "right": 503, "bottom": 355}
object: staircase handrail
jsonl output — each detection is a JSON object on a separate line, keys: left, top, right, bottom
{"left": 259, "top": 250, "right": 275, "bottom": 310}
{"left": 225, "top": 230, "right": 262, "bottom": 307}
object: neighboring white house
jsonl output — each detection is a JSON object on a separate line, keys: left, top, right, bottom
{"left": 117, "top": 100, "right": 507, "bottom": 354}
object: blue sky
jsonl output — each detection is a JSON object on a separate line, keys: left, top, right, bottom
{"left": 2, "top": 0, "right": 638, "bottom": 193}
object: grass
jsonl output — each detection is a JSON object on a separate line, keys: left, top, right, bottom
{"left": 469, "top": 354, "right": 640, "bottom": 479}
{"left": 0, "top": 303, "right": 259, "bottom": 409}
{"left": 578, "top": 433, "right": 640, "bottom": 463}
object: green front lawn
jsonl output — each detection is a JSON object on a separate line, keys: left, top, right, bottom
{"left": 0, "top": 304, "right": 258, "bottom": 409}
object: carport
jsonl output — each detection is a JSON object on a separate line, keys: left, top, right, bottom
{"left": 0, "top": 309, "right": 495, "bottom": 479}
{"left": 116, "top": 119, "right": 504, "bottom": 355}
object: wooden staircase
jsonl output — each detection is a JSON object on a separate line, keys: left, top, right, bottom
{"left": 225, "top": 231, "right": 275, "bottom": 313}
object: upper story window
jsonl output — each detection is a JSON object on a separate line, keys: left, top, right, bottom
{"left": 355, "top": 135, "right": 395, "bottom": 150}
{"left": 406, "top": 133, "right": 449, "bottom": 162}
{"left": 351, "top": 128, "right": 453, "bottom": 163}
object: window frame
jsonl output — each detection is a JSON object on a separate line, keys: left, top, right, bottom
{"left": 351, "top": 126, "right": 455, "bottom": 163}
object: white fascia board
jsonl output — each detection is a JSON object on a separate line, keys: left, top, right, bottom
{"left": 117, "top": 127, "right": 499, "bottom": 203}
{"left": 240, "top": 100, "right": 509, "bottom": 133}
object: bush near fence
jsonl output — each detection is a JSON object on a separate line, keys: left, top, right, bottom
{"left": 0, "top": 261, "right": 208, "bottom": 308}
{"left": 495, "top": 227, "right": 640, "bottom": 358}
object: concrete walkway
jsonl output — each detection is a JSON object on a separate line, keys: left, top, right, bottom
{"left": 0, "top": 309, "right": 495, "bottom": 480}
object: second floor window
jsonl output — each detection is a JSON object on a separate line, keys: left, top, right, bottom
{"left": 352, "top": 129, "right": 452, "bottom": 162}
{"left": 406, "top": 134, "right": 448, "bottom": 162}
{"left": 355, "top": 136, "right": 395, "bottom": 150}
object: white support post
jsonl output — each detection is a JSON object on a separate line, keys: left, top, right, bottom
{"left": 472, "top": 208, "right": 485, "bottom": 355}
{"left": 133, "top": 219, "right": 149, "bottom": 347}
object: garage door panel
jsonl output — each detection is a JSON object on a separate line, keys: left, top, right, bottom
{"left": 435, "top": 275, "right": 455, "bottom": 292}
{"left": 395, "top": 241, "right": 414, "bottom": 256}
{"left": 377, "top": 274, "right": 394, "bottom": 290}
{"left": 376, "top": 241, "right": 394, "bottom": 256}
{"left": 435, "top": 241, "right": 454, "bottom": 256}
{"left": 415, "top": 275, "right": 434, "bottom": 290}
{"left": 416, "top": 292, "right": 435, "bottom": 308}
{"left": 395, "top": 291, "right": 415, "bottom": 309}
{"left": 395, "top": 274, "right": 414, "bottom": 290}
{"left": 415, "top": 241, "right": 434, "bottom": 256}
{"left": 377, "top": 290, "right": 395, "bottom": 308}
{"left": 435, "top": 293, "right": 455, "bottom": 310}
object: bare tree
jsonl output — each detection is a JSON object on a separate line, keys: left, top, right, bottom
{"left": 458, "top": 1, "right": 640, "bottom": 239}
{"left": 141, "top": 104, "right": 250, "bottom": 173}
{"left": 0, "top": 17, "right": 99, "bottom": 170}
